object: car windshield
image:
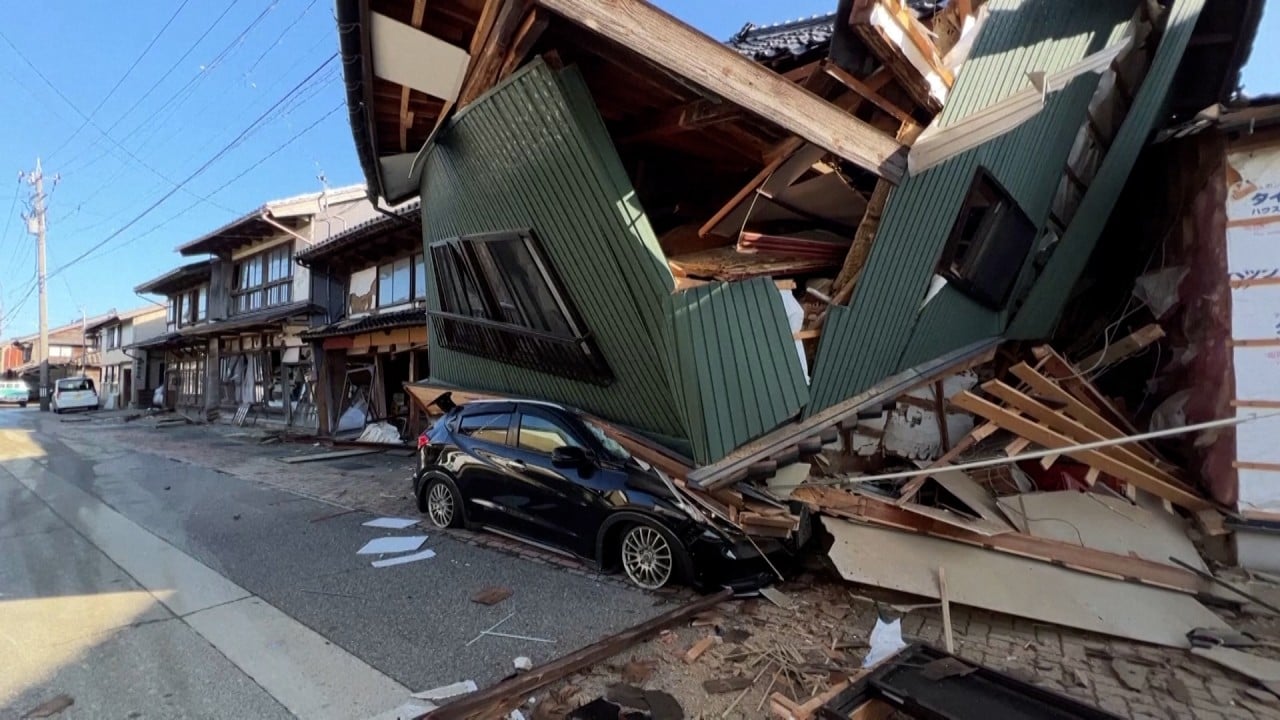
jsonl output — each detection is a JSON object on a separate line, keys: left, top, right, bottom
{"left": 581, "top": 418, "right": 630, "bottom": 462}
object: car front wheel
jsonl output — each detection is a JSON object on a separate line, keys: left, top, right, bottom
{"left": 619, "top": 522, "right": 686, "bottom": 590}
{"left": 421, "top": 476, "right": 463, "bottom": 529}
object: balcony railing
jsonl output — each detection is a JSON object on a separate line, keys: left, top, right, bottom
{"left": 428, "top": 311, "right": 613, "bottom": 386}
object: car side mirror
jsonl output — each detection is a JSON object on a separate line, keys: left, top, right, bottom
{"left": 552, "top": 445, "right": 591, "bottom": 468}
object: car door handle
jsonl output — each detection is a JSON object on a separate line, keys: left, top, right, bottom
{"left": 506, "top": 459, "right": 527, "bottom": 471}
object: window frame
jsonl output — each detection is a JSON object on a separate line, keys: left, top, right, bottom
{"left": 427, "top": 229, "right": 612, "bottom": 385}
{"left": 455, "top": 409, "right": 514, "bottom": 446}
{"left": 938, "top": 168, "right": 1038, "bottom": 311}
{"left": 232, "top": 243, "right": 294, "bottom": 315}
{"left": 515, "top": 409, "right": 584, "bottom": 455}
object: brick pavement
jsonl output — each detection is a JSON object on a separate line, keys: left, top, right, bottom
{"left": 42, "top": 412, "right": 1280, "bottom": 719}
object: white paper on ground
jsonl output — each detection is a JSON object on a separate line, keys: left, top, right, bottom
{"left": 357, "top": 536, "right": 428, "bottom": 555}
{"left": 363, "top": 701, "right": 436, "bottom": 720}
{"left": 363, "top": 517, "right": 420, "bottom": 530}
{"left": 371, "top": 549, "right": 437, "bottom": 568}
{"left": 863, "top": 617, "right": 906, "bottom": 668}
{"left": 411, "top": 680, "right": 478, "bottom": 700}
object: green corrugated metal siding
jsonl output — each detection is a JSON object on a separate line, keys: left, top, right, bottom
{"left": 421, "top": 60, "right": 683, "bottom": 438}
{"left": 806, "top": 24, "right": 1121, "bottom": 417}
{"left": 938, "top": 0, "right": 1136, "bottom": 126}
{"left": 664, "top": 278, "right": 809, "bottom": 463}
{"left": 1009, "top": 0, "right": 1207, "bottom": 339}
{"left": 420, "top": 60, "right": 811, "bottom": 464}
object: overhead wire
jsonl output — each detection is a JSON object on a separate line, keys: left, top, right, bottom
{"left": 79, "top": 99, "right": 346, "bottom": 264}
{"left": 0, "top": 28, "right": 239, "bottom": 214}
{"left": 44, "top": 54, "right": 338, "bottom": 281}
{"left": 45, "top": 0, "right": 194, "bottom": 163}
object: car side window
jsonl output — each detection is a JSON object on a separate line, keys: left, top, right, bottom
{"left": 517, "top": 413, "right": 581, "bottom": 454}
{"left": 457, "top": 412, "right": 511, "bottom": 445}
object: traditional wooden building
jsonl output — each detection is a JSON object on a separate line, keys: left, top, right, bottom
{"left": 295, "top": 201, "right": 428, "bottom": 435}
{"left": 134, "top": 186, "right": 380, "bottom": 424}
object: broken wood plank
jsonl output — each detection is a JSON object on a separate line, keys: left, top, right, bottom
{"left": 1004, "top": 437, "right": 1032, "bottom": 456}
{"left": 683, "top": 636, "right": 716, "bottom": 663}
{"left": 617, "top": 98, "right": 741, "bottom": 145}
{"left": 851, "top": 0, "right": 952, "bottom": 113}
{"left": 698, "top": 137, "right": 807, "bottom": 238}
{"left": 939, "top": 566, "right": 955, "bottom": 653}
{"left": 794, "top": 485, "right": 1207, "bottom": 594}
{"left": 1078, "top": 323, "right": 1166, "bottom": 373}
{"left": 457, "top": 0, "right": 525, "bottom": 107}
{"left": 951, "top": 391, "right": 1211, "bottom": 511}
{"left": 537, "top": 0, "right": 907, "bottom": 181}
{"left": 425, "top": 590, "right": 731, "bottom": 719}
{"left": 895, "top": 422, "right": 997, "bottom": 505}
{"left": 497, "top": 7, "right": 550, "bottom": 80}
{"left": 669, "top": 245, "right": 838, "bottom": 282}
{"left": 980, "top": 379, "right": 1183, "bottom": 486}
{"left": 934, "top": 380, "right": 952, "bottom": 452}
{"left": 279, "top": 448, "right": 381, "bottom": 464}
{"left": 822, "top": 515, "right": 1224, "bottom": 647}
{"left": 830, "top": 121, "right": 925, "bottom": 306}
{"left": 821, "top": 59, "right": 914, "bottom": 125}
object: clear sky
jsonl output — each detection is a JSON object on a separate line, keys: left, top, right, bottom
{"left": 0, "top": 1, "right": 1273, "bottom": 337}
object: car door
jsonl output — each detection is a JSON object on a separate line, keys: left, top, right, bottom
{"left": 496, "top": 407, "right": 615, "bottom": 557}
{"left": 449, "top": 406, "right": 516, "bottom": 527}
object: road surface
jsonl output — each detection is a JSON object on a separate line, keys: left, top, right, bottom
{"left": 0, "top": 407, "right": 662, "bottom": 719}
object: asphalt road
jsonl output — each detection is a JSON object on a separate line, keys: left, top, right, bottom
{"left": 0, "top": 407, "right": 662, "bottom": 719}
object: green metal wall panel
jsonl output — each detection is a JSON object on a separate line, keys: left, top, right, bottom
{"left": 938, "top": 0, "right": 1135, "bottom": 126}
{"left": 420, "top": 60, "right": 811, "bottom": 464}
{"left": 664, "top": 278, "right": 809, "bottom": 463}
{"left": 1009, "top": 0, "right": 1207, "bottom": 339}
{"left": 420, "top": 60, "right": 684, "bottom": 439}
{"left": 805, "top": 1, "right": 1136, "bottom": 416}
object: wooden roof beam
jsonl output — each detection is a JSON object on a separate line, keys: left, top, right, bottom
{"left": 533, "top": 0, "right": 906, "bottom": 183}
{"left": 615, "top": 98, "right": 742, "bottom": 145}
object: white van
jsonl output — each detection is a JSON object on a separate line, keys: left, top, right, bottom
{"left": 52, "top": 376, "right": 99, "bottom": 413}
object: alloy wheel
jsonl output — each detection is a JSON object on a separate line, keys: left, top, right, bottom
{"left": 621, "top": 525, "right": 674, "bottom": 589}
{"left": 427, "top": 482, "right": 455, "bottom": 528}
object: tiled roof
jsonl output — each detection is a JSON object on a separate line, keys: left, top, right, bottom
{"left": 295, "top": 200, "right": 421, "bottom": 266}
{"left": 300, "top": 307, "right": 426, "bottom": 340}
{"left": 727, "top": 13, "right": 837, "bottom": 64}
{"left": 726, "top": 4, "right": 946, "bottom": 64}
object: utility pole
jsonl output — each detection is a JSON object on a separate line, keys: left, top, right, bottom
{"left": 20, "top": 159, "right": 52, "bottom": 411}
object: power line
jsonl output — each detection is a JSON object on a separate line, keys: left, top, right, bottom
{"left": 45, "top": 0, "right": 194, "bottom": 163}
{"left": 45, "top": 54, "right": 338, "bottom": 280}
{"left": 0, "top": 29, "right": 238, "bottom": 214}
{"left": 78, "top": 100, "right": 346, "bottom": 265}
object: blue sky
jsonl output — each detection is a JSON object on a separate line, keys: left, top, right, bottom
{"left": 0, "top": 0, "right": 1274, "bottom": 337}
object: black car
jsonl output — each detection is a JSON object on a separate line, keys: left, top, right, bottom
{"left": 413, "top": 398, "right": 805, "bottom": 591}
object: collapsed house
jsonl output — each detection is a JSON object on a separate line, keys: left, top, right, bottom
{"left": 337, "top": 0, "right": 1230, "bottom": 468}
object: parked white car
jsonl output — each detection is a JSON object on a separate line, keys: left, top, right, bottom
{"left": 52, "top": 376, "right": 99, "bottom": 413}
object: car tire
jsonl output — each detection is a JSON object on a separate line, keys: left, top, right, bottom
{"left": 420, "top": 475, "right": 463, "bottom": 529}
{"left": 617, "top": 520, "right": 690, "bottom": 590}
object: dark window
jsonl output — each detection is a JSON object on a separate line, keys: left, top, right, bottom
{"left": 938, "top": 169, "right": 1037, "bottom": 310}
{"left": 377, "top": 257, "right": 412, "bottom": 307}
{"left": 233, "top": 244, "right": 293, "bottom": 314}
{"left": 428, "top": 230, "right": 612, "bottom": 385}
{"left": 457, "top": 412, "right": 511, "bottom": 445}
{"left": 517, "top": 413, "right": 581, "bottom": 454}
{"left": 413, "top": 254, "right": 427, "bottom": 300}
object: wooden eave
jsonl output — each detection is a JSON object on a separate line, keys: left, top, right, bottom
{"left": 341, "top": 0, "right": 908, "bottom": 204}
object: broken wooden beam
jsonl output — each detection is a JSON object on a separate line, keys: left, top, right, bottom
{"left": 950, "top": 391, "right": 1211, "bottom": 511}
{"left": 1078, "top": 323, "right": 1166, "bottom": 373}
{"left": 422, "top": 589, "right": 732, "bottom": 719}
{"left": 535, "top": 0, "right": 907, "bottom": 181}
{"left": 850, "top": 0, "right": 953, "bottom": 113}
{"left": 794, "top": 486, "right": 1207, "bottom": 594}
